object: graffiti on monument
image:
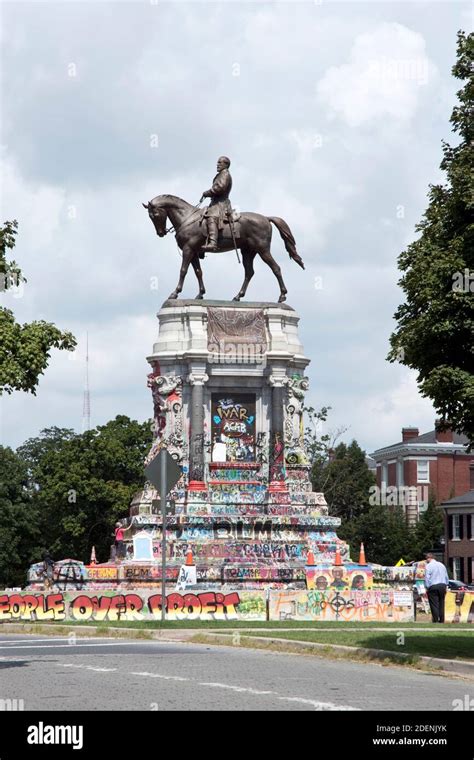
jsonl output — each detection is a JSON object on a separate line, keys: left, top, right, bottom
{"left": 0, "top": 591, "right": 267, "bottom": 622}
{"left": 27, "top": 560, "right": 86, "bottom": 591}
{"left": 305, "top": 564, "right": 373, "bottom": 591}
{"left": 211, "top": 394, "right": 256, "bottom": 462}
{"left": 269, "top": 589, "right": 414, "bottom": 622}
{"left": 445, "top": 591, "right": 474, "bottom": 623}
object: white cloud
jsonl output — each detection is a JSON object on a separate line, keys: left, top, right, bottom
{"left": 316, "top": 22, "right": 438, "bottom": 127}
{"left": 0, "top": 1, "right": 467, "bottom": 455}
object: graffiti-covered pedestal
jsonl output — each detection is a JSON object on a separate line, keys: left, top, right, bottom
{"left": 122, "top": 299, "right": 353, "bottom": 590}
{"left": 17, "top": 300, "right": 417, "bottom": 623}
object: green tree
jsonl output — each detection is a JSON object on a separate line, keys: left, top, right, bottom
{"left": 303, "top": 405, "right": 332, "bottom": 465}
{"left": 413, "top": 491, "right": 444, "bottom": 558}
{"left": 0, "top": 447, "right": 39, "bottom": 587}
{"left": 389, "top": 31, "right": 474, "bottom": 445}
{"left": 341, "top": 504, "right": 416, "bottom": 566}
{"left": 21, "top": 416, "right": 152, "bottom": 566}
{"left": 312, "top": 439, "right": 375, "bottom": 521}
{"left": 17, "top": 426, "right": 75, "bottom": 483}
{"left": 0, "top": 220, "right": 76, "bottom": 394}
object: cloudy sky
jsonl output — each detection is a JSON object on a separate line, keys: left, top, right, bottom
{"left": 1, "top": 0, "right": 471, "bottom": 454}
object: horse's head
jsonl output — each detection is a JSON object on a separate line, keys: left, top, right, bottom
{"left": 142, "top": 198, "right": 167, "bottom": 237}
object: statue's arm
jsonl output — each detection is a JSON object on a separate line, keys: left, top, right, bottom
{"left": 202, "top": 171, "right": 229, "bottom": 199}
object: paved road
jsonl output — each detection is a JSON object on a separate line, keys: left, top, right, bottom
{"left": 0, "top": 634, "right": 470, "bottom": 711}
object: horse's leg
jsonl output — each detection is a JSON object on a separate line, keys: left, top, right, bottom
{"left": 258, "top": 249, "right": 288, "bottom": 303}
{"left": 168, "top": 247, "right": 194, "bottom": 300}
{"left": 191, "top": 255, "right": 206, "bottom": 300}
{"left": 233, "top": 248, "right": 255, "bottom": 301}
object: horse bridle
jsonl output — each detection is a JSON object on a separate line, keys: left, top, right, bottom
{"left": 159, "top": 200, "right": 203, "bottom": 236}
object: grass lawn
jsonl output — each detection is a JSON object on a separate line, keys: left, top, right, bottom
{"left": 244, "top": 629, "right": 474, "bottom": 660}
{"left": 23, "top": 619, "right": 474, "bottom": 631}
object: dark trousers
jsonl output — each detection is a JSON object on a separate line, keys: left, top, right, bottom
{"left": 427, "top": 584, "right": 447, "bottom": 623}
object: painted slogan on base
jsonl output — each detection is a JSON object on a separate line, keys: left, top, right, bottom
{"left": 0, "top": 589, "right": 418, "bottom": 622}
{"left": 0, "top": 591, "right": 267, "bottom": 622}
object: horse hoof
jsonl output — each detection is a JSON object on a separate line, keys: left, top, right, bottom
{"left": 195, "top": 293, "right": 204, "bottom": 300}
{"left": 278, "top": 294, "right": 287, "bottom": 303}
{"left": 168, "top": 292, "right": 178, "bottom": 300}
{"left": 233, "top": 295, "right": 242, "bottom": 301}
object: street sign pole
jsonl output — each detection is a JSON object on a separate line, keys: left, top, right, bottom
{"left": 144, "top": 447, "right": 181, "bottom": 625}
{"left": 160, "top": 451, "right": 167, "bottom": 623}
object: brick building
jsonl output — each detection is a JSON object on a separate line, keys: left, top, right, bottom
{"left": 371, "top": 422, "right": 474, "bottom": 525}
{"left": 441, "top": 464, "right": 474, "bottom": 584}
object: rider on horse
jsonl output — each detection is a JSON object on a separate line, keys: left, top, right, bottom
{"left": 200, "top": 156, "right": 232, "bottom": 252}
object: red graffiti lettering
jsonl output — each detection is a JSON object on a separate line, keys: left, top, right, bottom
{"left": 145, "top": 592, "right": 242, "bottom": 621}
{"left": 0, "top": 594, "right": 65, "bottom": 621}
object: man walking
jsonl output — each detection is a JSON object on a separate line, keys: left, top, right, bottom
{"left": 424, "top": 552, "right": 449, "bottom": 623}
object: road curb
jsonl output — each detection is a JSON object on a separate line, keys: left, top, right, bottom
{"left": 190, "top": 632, "right": 474, "bottom": 678}
{"left": 0, "top": 623, "right": 196, "bottom": 642}
{"left": 1, "top": 624, "right": 473, "bottom": 677}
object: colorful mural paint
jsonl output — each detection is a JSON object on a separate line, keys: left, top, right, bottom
{"left": 27, "top": 560, "right": 87, "bottom": 591}
{"left": 445, "top": 591, "right": 474, "bottom": 623}
{"left": 86, "top": 566, "right": 119, "bottom": 581}
{"left": 268, "top": 589, "right": 414, "bottom": 622}
{"left": 305, "top": 563, "right": 373, "bottom": 591}
{"left": 223, "top": 566, "right": 307, "bottom": 582}
{"left": 1, "top": 589, "right": 420, "bottom": 622}
{"left": 211, "top": 394, "right": 256, "bottom": 462}
{"left": 0, "top": 591, "right": 267, "bottom": 622}
{"left": 151, "top": 541, "right": 308, "bottom": 562}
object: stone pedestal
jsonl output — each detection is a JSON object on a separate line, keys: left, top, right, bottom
{"left": 120, "top": 299, "right": 351, "bottom": 589}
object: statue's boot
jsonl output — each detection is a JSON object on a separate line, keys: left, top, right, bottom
{"left": 202, "top": 218, "right": 218, "bottom": 251}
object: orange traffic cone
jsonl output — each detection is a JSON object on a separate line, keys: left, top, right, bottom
{"left": 359, "top": 542, "right": 367, "bottom": 565}
{"left": 185, "top": 550, "right": 194, "bottom": 566}
{"left": 307, "top": 550, "right": 315, "bottom": 566}
{"left": 334, "top": 548, "right": 342, "bottom": 566}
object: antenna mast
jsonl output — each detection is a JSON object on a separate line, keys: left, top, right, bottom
{"left": 82, "top": 333, "right": 91, "bottom": 432}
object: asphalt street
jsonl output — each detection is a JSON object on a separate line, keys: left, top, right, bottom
{"left": 0, "top": 634, "right": 471, "bottom": 711}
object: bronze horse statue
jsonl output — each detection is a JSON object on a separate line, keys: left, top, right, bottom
{"left": 142, "top": 194, "right": 304, "bottom": 302}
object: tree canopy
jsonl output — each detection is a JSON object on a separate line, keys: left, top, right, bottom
{"left": 0, "top": 220, "right": 76, "bottom": 395}
{"left": 389, "top": 31, "right": 474, "bottom": 445}
{"left": 0, "top": 416, "right": 152, "bottom": 585}
{"left": 311, "top": 439, "right": 375, "bottom": 522}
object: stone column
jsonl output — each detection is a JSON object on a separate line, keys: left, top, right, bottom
{"left": 187, "top": 370, "right": 208, "bottom": 490}
{"left": 268, "top": 373, "right": 288, "bottom": 491}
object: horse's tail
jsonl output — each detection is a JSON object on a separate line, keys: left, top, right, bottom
{"left": 267, "top": 217, "right": 305, "bottom": 269}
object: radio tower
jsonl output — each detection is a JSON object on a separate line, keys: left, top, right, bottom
{"left": 82, "top": 333, "right": 91, "bottom": 433}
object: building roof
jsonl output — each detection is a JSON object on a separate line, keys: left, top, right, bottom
{"left": 442, "top": 490, "right": 474, "bottom": 508}
{"left": 372, "top": 428, "right": 470, "bottom": 459}
{"left": 403, "top": 430, "right": 469, "bottom": 445}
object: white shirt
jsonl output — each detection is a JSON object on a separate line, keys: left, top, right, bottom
{"left": 424, "top": 559, "right": 449, "bottom": 588}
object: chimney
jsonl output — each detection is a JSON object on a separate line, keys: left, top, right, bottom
{"left": 435, "top": 419, "right": 453, "bottom": 443}
{"left": 470, "top": 462, "right": 474, "bottom": 491}
{"left": 402, "top": 427, "right": 419, "bottom": 442}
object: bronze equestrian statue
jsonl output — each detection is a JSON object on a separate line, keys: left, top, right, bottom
{"left": 142, "top": 157, "right": 304, "bottom": 303}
